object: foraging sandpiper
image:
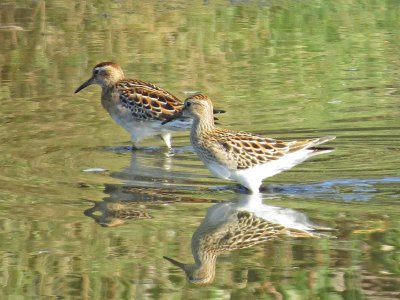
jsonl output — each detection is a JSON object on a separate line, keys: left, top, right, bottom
{"left": 75, "top": 62, "right": 223, "bottom": 150}
{"left": 163, "top": 94, "right": 335, "bottom": 193}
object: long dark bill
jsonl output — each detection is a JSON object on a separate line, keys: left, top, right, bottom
{"left": 163, "top": 256, "right": 186, "bottom": 269}
{"left": 75, "top": 77, "right": 95, "bottom": 93}
{"left": 161, "top": 111, "right": 183, "bottom": 125}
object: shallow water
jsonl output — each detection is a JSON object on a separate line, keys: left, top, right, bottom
{"left": 1, "top": 0, "right": 399, "bottom": 299}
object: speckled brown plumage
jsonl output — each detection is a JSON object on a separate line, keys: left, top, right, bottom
{"left": 198, "top": 128, "right": 321, "bottom": 170}
{"left": 163, "top": 94, "right": 335, "bottom": 192}
{"left": 116, "top": 79, "right": 183, "bottom": 121}
{"left": 75, "top": 62, "right": 224, "bottom": 149}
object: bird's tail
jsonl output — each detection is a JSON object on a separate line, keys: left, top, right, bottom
{"left": 213, "top": 108, "right": 226, "bottom": 114}
{"left": 308, "top": 136, "right": 336, "bottom": 155}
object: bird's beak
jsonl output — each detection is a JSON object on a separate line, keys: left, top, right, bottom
{"left": 163, "top": 256, "right": 186, "bottom": 269}
{"left": 75, "top": 76, "right": 95, "bottom": 93}
{"left": 161, "top": 110, "right": 183, "bottom": 125}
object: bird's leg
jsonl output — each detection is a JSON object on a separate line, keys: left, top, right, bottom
{"left": 159, "top": 132, "right": 172, "bottom": 149}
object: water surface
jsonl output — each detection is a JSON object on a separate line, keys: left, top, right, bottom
{"left": 0, "top": 0, "right": 399, "bottom": 299}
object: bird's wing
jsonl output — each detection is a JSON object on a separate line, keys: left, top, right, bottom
{"left": 212, "top": 129, "right": 318, "bottom": 169}
{"left": 116, "top": 79, "right": 184, "bottom": 120}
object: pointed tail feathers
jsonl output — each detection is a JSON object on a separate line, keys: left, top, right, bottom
{"left": 308, "top": 136, "right": 336, "bottom": 156}
{"left": 213, "top": 108, "right": 226, "bottom": 114}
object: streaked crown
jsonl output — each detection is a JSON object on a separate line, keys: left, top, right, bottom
{"left": 182, "top": 94, "right": 215, "bottom": 119}
{"left": 91, "top": 61, "right": 124, "bottom": 86}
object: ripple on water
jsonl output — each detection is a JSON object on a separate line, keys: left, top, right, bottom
{"left": 100, "top": 143, "right": 400, "bottom": 204}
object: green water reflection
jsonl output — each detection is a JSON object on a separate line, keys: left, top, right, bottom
{"left": 0, "top": 0, "right": 399, "bottom": 299}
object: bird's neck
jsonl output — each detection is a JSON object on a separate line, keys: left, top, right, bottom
{"left": 191, "top": 113, "right": 215, "bottom": 139}
{"left": 100, "top": 85, "right": 116, "bottom": 104}
{"left": 100, "top": 73, "right": 125, "bottom": 98}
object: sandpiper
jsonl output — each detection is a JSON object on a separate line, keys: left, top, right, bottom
{"left": 75, "top": 62, "right": 223, "bottom": 149}
{"left": 163, "top": 94, "right": 335, "bottom": 193}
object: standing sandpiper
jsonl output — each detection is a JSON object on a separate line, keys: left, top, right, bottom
{"left": 163, "top": 94, "right": 335, "bottom": 193}
{"left": 75, "top": 62, "right": 223, "bottom": 150}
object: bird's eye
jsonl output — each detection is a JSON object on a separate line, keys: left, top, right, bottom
{"left": 94, "top": 69, "right": 100, "bottom": 75}
{"left": 186, "top": 102, "right": 191, "bottom": 107}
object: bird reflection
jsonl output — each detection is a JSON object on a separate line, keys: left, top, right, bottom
{"left": 105, "top": 145, "right": 197, "bottom": 187}
{"left": 83, "top": 185, "right": 212, "bottom": 227}
{"left": 164, "top": 193, "right": 332, "bottom": 285}
{"left": 82, "top": 147, "right": 210, "bottom": 227}
{"left": 83, "top": 199, "right": 154, "bottom": 227}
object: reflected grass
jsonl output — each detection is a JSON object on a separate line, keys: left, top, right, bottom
{"left": 0, "top": 0, "right": 400, "bottom": 298}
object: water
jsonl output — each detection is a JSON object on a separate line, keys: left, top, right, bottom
{"left": 1, "top": 0, "right": 399, "bottom": 298}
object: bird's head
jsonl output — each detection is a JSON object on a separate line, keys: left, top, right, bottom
{"left": 162, "top": 94, "right": 215, "bottom": 125}
{"left": 163, "top": 256, "right": 215, "bottom": 285}
{"left": 75, "top": 61, "right": 124, "bottom": 93}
